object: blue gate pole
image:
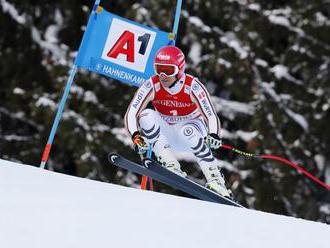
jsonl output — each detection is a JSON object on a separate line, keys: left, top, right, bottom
{"left": 171, "top": 0, "right": 183, "bottom": 45}
{"left": 39, "top": 0, "right": 102, "bottom": 169}
{"left": 40, "top": 66, "right": 78, "bottom": 169}
{"left": 93, "top": 0, "right": 101, "bottom": 11}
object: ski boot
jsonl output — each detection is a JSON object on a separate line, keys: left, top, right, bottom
{"left": 202, "top": 165, "right": 232, "bottom": 198}
{"left": 157, "top": 148, "right": 187, "bottom": 178}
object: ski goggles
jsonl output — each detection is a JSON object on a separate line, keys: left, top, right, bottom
{"left": 154, "top": 63, "right": 179, "bottom": 77}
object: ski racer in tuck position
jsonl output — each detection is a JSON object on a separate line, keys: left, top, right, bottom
{"left": 125, "top": 45, "right": 231, "bottom": 198}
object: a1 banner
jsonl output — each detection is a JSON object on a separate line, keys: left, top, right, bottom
{"left": 75, "top": 7, "right": 173, "bottom": 87}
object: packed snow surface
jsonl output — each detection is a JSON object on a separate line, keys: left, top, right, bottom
{"left": 0, "top": 159, "right": 329, "bottom": 248}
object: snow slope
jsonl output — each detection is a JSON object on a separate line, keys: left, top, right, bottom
{"left": 0, "top": 159, "right": 329, "bottom": 248}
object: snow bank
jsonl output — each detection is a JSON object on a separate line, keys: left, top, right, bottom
{"left": 0, "top": 159, "right": 329, "bottom": 248}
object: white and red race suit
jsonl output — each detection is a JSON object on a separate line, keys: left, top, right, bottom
{"left": 125, "top": 73, "right": 221, "bottom": 137}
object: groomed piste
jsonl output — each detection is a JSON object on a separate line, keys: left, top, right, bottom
{"left": 0, "top": 159, "right": 329, "bottom": 248}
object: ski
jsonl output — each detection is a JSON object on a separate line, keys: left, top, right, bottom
{"left": 142, "top": 158, "right": 243, "bottom": 207}
{"left": 108, "top": 153, "right": 243, "bottom": 207}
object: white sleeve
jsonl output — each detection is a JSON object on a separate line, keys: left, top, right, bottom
{"left": 124, "top": 80, "right": 154, "bottom": 136}
{"left": 190, "top": 78, "right": 221, "bottom": 135}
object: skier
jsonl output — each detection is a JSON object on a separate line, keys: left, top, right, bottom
{"left": 124, "top": 45, "right": 231, "bottom": 198}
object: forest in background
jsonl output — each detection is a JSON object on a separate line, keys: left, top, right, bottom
{"left": 1, "top": 0, "right": 330, "bottom": 222}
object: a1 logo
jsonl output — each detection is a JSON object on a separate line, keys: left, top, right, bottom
{"left": 107, "top": 31, "right": 151, "bottom": 62}
{"left": 101, "top": 18, "right": 156, "bottom": 73}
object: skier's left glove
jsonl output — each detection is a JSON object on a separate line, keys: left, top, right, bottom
{"left": 132, "top": 131, "right": 149, "bottom": 155}
{"left": 204, "top": 133, "right": 222, "bottom": 149}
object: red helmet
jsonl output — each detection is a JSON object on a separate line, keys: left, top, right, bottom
{"left": 154, "top": 46, "right": 186, "bottom": 79}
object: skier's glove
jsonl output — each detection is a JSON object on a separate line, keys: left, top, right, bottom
{"left": 204, "top": 133, "right": 222, "bottom": 149}
{"left": 132, "top": 131, "right": 149, "bottom": 154}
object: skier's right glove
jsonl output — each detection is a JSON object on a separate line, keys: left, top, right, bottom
{"left": 132, "top": 131, "right": 149, "bottom": 154}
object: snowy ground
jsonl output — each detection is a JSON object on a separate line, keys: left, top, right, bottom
{"left": 0, "top": 159, "right": 329, "bottom": 248}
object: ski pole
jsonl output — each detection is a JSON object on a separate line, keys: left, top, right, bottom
{"left": 220, "top": 144, "right": 330, "bottom": 190}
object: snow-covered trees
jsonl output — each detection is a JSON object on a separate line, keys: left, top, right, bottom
{"left": 1, "top": 0, "right": 329, "bottom": 222}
